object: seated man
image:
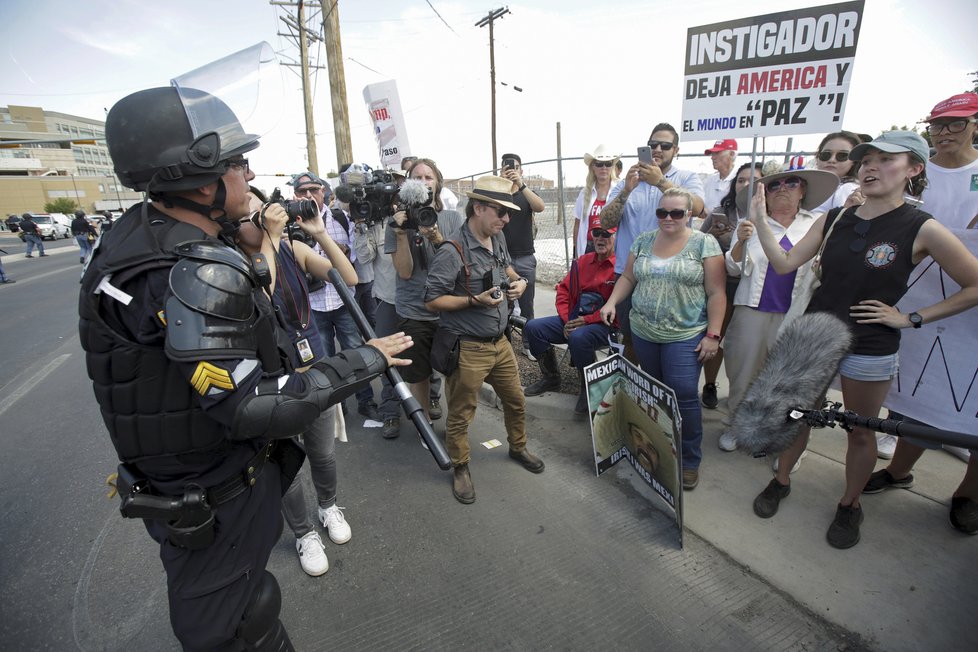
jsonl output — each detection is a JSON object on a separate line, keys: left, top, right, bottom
{"left": 523, "top": 226, "right": 617, "bottom": 414}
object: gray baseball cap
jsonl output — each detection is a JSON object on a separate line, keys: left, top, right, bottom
{"left": 849, "top": 131, "right": 930, "bottom": 164}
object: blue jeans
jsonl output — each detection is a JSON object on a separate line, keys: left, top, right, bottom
{"left": 313, "top": 306, "right": 375, "bottom": 409}
{"left": 523, "top": 315, "right": 609, "bottom": 368}
{"left": 632, "top": 332, "right": 705, "bottom": 470}
{"left": 75, "top": 234, "right": 93, "bottom": 260}
{"left": 24, "top": 234, "right": 44, "bottom": 256}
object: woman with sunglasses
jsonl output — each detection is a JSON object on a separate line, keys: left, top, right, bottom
{"left": 599, "top": 188, "right": 725, "bottom": 490}
{"left": 746, "top": 131, "right": 978, "bottom": 549}
{"left": 698, "top": 162, "right": 763, "bottom": 413}
{"left": 717, "top": 165, "right": 837, "bottom": 455}
{"left": 573, "top": 144, "right": 620, "bottom": 258}
{"left": 812, "top": 131, "right": 864, "bottom": 214}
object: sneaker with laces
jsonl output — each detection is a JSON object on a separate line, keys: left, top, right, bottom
{"left": 717, "top": 431, "right": 737, "bottom": 452}
{"left": 753, "top": 478, "right": 791, "bottom": 518}
{"left": 862, "top": 469, "right": 914, "bottom": 494}
{"left": 318, "top": 505, "right": 352, "bottom": 544}
{"left": 950, "top": 497, "right": 978, "bottom": 535}
{"left": 295, "top": 531, "right": 329, "bottom": 576}
{"left": 876, "top": 434, "right": 897, "bottom": 459}
{"left": 826, "top": 503, "right": 864, "bottom": 549}
{"left": 428, "top": 399, "right": 443, "bottom": 420}
{"left": 682, "top": 468, "right": 699, "bottom": 490}
{"left": 772, "top": 450, "right": 807, "bottom": 474}
{"left": 701, "top": 383, "right": 719, "bottom": 409}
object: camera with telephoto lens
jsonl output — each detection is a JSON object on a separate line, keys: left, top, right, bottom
{"left": 335, "top": 165, "right": 399, "bottom": 227}
{"left": 268, "top": 187, "right": 319, "bottom": 225}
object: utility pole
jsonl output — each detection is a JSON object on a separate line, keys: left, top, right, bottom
{"left": 297, "top": 1, "right": 319, "bottom": 175}
{"left": 475, "top": 7, "right": 509, "bottom": 173}
{"left": 320, "top": 0, "right": 353, "bottom": 171}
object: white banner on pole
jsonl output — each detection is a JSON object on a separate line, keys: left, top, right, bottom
{"left": 681, "top": 1, "right": 865, "bottom": 140}
{"left": 885, "top": 229, "right": 978, "bottom": 434}
{"left": 362, "top": 80, "right": 411, "bottom": 169}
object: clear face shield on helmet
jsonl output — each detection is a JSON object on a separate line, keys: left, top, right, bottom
{"left": 170, "top": 41, "right": 283, "bottom": 161}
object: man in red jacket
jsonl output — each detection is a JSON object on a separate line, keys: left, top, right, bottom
{"left": 523, "top": 226, "right": 617, "bottom": 414}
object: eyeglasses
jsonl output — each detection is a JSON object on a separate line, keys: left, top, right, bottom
{"left": 591, "top": 228, "right": 614, "bottom": 239}
{"left": 489, "top": 205, "right": 509, "bottom": 217}
{"left": 817, "top": 150, "right": 850, "bottom": 163}
{"left": 647, "top": 140, "right": 675, "bottom": 151}
{"left": 592, "top": 160, "right": 614, "bottom": 168}
{"left": 655, "top": 208, "right": 687, "bottom": 220}
{"left": 227, "top": 158, "right": 250, "bottom": 174}
{"left": 926, "top": 118, "right": 977, "bottom": 135}
{"left": 850, "top": 218, "right": 871, "bottom": 253}
{"left": 294, "top": 186, "right": 323, "bottom": 196}
{"left": 766, "top": 177, "right": 804, "bottom": 192}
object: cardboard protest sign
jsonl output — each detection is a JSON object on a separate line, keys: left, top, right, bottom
{"left": 885, "top": 229, "right": 978, "bottom": 435}
{"left": 586, "top": 354, "right": 684, "bottom": 543}
{"left": 681, "top": 1, "right": 865, "bottom": 140}
{"left": 362, "top": 80, "right": 411, "bottom": 169}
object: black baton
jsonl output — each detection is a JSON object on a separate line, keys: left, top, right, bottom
{"left": 326, "top": 268, "right": 451, "bottom": 470}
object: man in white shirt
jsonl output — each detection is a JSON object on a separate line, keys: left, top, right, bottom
{"left": 701, "top": 139, "right": 738, "bottom": 216}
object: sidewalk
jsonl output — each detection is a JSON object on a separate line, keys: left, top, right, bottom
{"left": 502, "top": 284, "right": 977, "bottom": 651}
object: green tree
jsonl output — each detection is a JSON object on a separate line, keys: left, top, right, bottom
{"left": 44, "top": 197, "right": 79, "bottom": 214}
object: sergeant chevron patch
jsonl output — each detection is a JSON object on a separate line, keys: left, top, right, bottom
{"left": 191, "top": 362, "right": 236, "bottom": 396}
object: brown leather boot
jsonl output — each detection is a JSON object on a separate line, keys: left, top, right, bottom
{"left": 452, "top": 464, "right": 475, "bottom": 504}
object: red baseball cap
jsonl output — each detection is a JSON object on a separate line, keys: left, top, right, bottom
{"left": 704, "top": 139, "right": 737, "bottom": 154}
{"left": 926, "top": 93, "right": 978, "bottom": 121}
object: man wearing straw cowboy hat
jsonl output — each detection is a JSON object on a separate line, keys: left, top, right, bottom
{"left": 425, "top": 175, "right": 546, "bottom": 504}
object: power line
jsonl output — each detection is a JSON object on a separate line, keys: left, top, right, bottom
{"left": 425, "top": 0, "right": 460, "bottom": 37}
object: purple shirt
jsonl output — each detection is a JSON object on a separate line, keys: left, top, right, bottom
{"left": 756, "top": 235, "right": 797, "bottom": 313}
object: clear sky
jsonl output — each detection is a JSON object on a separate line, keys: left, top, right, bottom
{"left": 3, "top": 0, "right": 976, "bottom": 188}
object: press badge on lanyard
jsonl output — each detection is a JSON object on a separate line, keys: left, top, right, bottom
{"left": 295, "top": 337, "right": 314, "bottom": 364}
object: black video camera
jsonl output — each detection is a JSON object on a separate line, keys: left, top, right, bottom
{"left": 337, "top": 168, "right": 399, "bottom": 227}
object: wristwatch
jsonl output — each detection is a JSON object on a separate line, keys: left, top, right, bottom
{"left": 908, "top": 312, "right": 923, "bottom": 329}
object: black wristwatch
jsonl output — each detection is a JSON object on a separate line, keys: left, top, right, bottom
{"left": 908, "top": 312, "right": 923, "bottom": 329}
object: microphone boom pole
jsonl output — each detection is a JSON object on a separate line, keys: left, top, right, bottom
{"left": 326, "top": 267, "right": 452, "bottom": 470}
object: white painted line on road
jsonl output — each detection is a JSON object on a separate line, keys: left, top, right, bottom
{"left": 0, "top": 264, "right": 82, "bottom": 287}
{"left": 0, "top": 354, "right": 71, "bottom": 416}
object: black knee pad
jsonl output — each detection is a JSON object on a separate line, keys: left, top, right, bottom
{"left": 238, "top": 571, "right": 293, "bottom": 651}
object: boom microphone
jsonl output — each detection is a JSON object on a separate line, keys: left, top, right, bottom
{"left": 397, "top": 179, "right": 431, "bottom": 206}
{"left": 729, "top": 312, "right": 853, "bottom": 456}
{"left": 333, "top": 184, "right": 357, "bottom": 204}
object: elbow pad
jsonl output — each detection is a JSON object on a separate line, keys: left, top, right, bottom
{"left": 230, "top": 346, "right": 388, "bottom": 440}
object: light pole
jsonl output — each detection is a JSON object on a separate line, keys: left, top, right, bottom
{"left": 476, "top": 7, "right": 510, "bottom": 172}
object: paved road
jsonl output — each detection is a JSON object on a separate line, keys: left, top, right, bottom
{"left": 0, "top": 236, "right": 968, "bottom": 651}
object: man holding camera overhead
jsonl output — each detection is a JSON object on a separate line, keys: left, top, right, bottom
{"left": 425, "top": 176, "right": 545, "bottom": 504}
{"left": 499, "top": 153, "right": 545, "bottom": 347}
{"left": 292, "top": 171, "right": 380, "bottom": 421}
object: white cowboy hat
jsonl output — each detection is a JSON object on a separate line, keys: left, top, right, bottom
{"left": 583, "top": 143, "right": 620, "bottom": 167}
{"left": 465, "top": 175, "right": 521, "bottom": 212}
{"left": 736, "top": 167, "right": 839, "bottom": 215}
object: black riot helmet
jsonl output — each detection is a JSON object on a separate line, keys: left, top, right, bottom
{"left": 106, "top": 86, "right": 259, "bottom": 194}
{"left": 74, "top": 209, "right": 85, "bottom": 218}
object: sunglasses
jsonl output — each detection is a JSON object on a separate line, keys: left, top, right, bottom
{"left": 647, "top": 140, "right": 675, "bottom": 151}
{"left": 227, "top": 158, "right": 250, "bottom": 174}
{"left": 591, "top": 160, "right": 614, "bottom": 168}
{"left": 926, "top": 118, "right": 977, "bottom": 135}
{"left": 765, "top": 176, "right": 804, "bottom": 192}
{"left": 817, "top": 150, "right": 850, "bottom": 163}
{"left": 591, "top": 228, "right": 614, "bottom": 239}
{"left": 850, "top": 218, "right": 871, "bottom": 253}
{"left": 655, "top": 208, "right": 687, "bottom": 220}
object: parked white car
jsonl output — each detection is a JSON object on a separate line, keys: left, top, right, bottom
{"left": 26, "top": 213, "right": 71, "bottom": 240}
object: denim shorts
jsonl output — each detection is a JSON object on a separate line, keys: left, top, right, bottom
{"left": 838, "top": 352, "right": 899, "bottom": 382}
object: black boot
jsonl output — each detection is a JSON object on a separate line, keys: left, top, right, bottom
{"left": 574, "top": 368, "right": 589, "bottom": 415}
{"left": 524, "top": 347, "right": 561, "bottom": 396}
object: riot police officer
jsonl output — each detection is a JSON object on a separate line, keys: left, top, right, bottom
{"left": 79, "top": 85, "right": 411, "bottom": 651}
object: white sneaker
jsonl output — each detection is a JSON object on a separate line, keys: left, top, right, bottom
{"left": 876, "top": 434, "right": 897, "bottom": 460}
{"left": 943, "top": 445, "right": 972, "bottom": 463}
{"left": 524, "top": 347, "right": 537, "bottom": 362}
{"left": 296, "top": 532, "right": 329, "bottom": 576}
{"left": 318, "top": 505, "right": 352, "bottom": 544}
{"left": 717, "top": 431, "right": 737, "bottom": 452}
{"left": 772, "top": 450, "right": 808, "bottom": 474}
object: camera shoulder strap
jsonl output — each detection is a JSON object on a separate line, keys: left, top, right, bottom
{"left": 442, "top": 239, "right": 478, "bottom": 301}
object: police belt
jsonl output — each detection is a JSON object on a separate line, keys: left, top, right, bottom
{"left": 116, "top": 441, "right": 275, "bottom": 550}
